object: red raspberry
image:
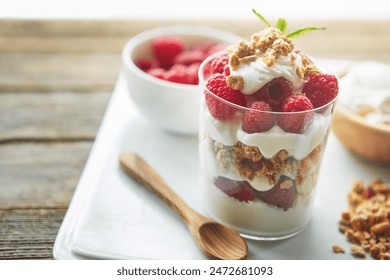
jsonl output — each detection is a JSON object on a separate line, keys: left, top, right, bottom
{"left": 187, "top": 63, "right": 201, "bottom": 85}
{"left": 257, "top": 176, "right": 296, "bottom": 209}
{"left": 205, "top": 73, "right": 246, "bottom": 121}
{"left": 303, "top": 74, "right": 339, "bottom": 108}
{"left": 242, "top": 101, "right": 275, "bottom": 133}
{"left": 152, "top": 36, "right": 184, "bottom": 69}
{"left": 173, "top": 50, "right": 205, "bottom": 66}
{"left": 277, "top": 95, "right": 314, "bottom": 133}
{"left": 223, "top": 65, "right": 230, "bottom": 76}
{"left": 135, "top": 59, "right": 157, "bottom": 72}
{"left": 246, "top": 77, "right": 293, "bottom": 110}
{"left": 146, "top": 67, "right": 166, "bottom": 80}
{"left": 215, "top": 176, "right": 254, "bottom": 202}
{"left": 210, "top": 54, "right": 229, "bottom": 75}
{"left": 164, "top": 64, "right": 192, "bottom": 84}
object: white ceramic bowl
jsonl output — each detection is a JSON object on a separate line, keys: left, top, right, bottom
{"left": 122, "top": 25, "right": 241, "bottom": 135}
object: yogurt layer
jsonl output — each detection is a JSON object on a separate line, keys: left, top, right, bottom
{"left": 203, "top": 106, "right": 330, "bottom": 160}
{"left": 231, "top": 54, "right": 305, "bottom": 95}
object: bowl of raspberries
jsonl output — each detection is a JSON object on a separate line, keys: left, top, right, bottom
{"left": 122, "top": 25, "right": 241, "bottom": 135}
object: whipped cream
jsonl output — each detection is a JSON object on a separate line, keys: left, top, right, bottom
{"left": 341, "top": 61, "right": 390, "bottom": 125}
{"left": 203, "top": 106, "right": 329, "bottom": 160}
{"left": 230, "top": 54, "right": 304, "bottom": 95}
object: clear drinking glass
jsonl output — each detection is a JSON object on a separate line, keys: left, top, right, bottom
{"left": 198, "top": 52, "right": 338, "bottom": 240}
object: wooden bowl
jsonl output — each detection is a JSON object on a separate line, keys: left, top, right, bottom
{"left": 332, "top": 104, "right": 390, "bottom": 165}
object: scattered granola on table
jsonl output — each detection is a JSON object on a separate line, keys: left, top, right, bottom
{"left": 332, "top": 245, "right": 345, "bottom": 254}
{"left": 338, "top": 179, "right": 390, "bottom": 260}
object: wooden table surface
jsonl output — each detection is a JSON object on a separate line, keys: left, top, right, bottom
{"left": 0, "top": 19, "right": 389, "bottom": 260}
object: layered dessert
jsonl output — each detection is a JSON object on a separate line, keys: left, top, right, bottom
{"left": 199, "top": 13, "right": 339, "bottom": 238}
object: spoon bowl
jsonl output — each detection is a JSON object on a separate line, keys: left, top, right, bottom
{"left": 197, "top": 222, "right": 248, "bottom": 260}
{"left": 119, "top": 151, "right": 248, "bottom": 260}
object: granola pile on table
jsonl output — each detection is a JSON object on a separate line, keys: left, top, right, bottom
{"left": 335, "top": 179, "right": 390, "bottom": 260}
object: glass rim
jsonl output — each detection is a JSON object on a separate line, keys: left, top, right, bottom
{"left": 198, "top": 50, "right": 339, "bottom": 115}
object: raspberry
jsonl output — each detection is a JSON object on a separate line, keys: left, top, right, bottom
{"left": 173, "top": 50, "right": 205, "bottom": 66}
{"left": 223, "top": 65, "right": 230, "bottom": 76}
{"left": 135, "top": 59, "right": 157, "bottom": 72}
{"left": 277, "top": 95, "right": 314, "bottom": 133}
{"left": 205, "top": 73, "right": 246, "bottom": 121}
{"left": 246, "top": 77, "right": 293, "bottom": 110}
{"left": 187, "top": 63, "right": 201, "bottom": 85}
{"left": 152, "top": 36, "right": 184, "bottom": 69}
{"left": 164, "top": 64, "right": 190, "bottom": 84}
{"left": 215, "top": 176, "right": 254, "bottom": 202}
{"left": 303, "top": 74, "right": 339, "bottom": 108}
{"left": 210, "top": 54, "right": 229, "bottom": 75}
{"left": 257, "top": 176, "right": 296, "bottom": 209}
{"left": 242, "top": 101, "right": 275, "bottom": 133}
{"left": 146, "top": 67, "right": 166, "bottom": 80}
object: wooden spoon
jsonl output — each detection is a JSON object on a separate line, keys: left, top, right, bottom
{"left": 119, "top": 151, "right": 248, "bottom": 260}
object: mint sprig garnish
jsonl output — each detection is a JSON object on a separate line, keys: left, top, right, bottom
{"left": 252, "top": 9, "right": 271, "bottom": 27}
{"left": 252, "top": 9, "right": 325, "bottom": 38}
{"left": 286, "top": 26, "right": 326, "bottom": 38}
{"left": 276, "top": 18, "right": 287, "bottom": 33}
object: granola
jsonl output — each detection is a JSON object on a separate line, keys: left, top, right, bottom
{"left": 207, "top": 133, "right": 323, "bottom": 201}
{"left": 226, "top": 27, "right": 319, "bottom": 90}
{"left": 338, "top": 179, "right": 390, "bottom": 260}
{"left": 332, "top": 245, "right": 345, "bottom": 254}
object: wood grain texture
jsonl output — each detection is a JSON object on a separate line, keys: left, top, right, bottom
{"left": 0, "top": 91, "right": 111, "bottom": 141}
{"left": 0, "top": 142, "right": 92, "bottom": 209}
{"left": 0, "top": 53, "right": 120, "bottom": 92}
{"left": 0, "top": 209, "right": 66, "bottom": 259}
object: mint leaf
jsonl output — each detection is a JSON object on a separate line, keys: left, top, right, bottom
{"left": 286, "top": 26, "right": 325, "bottom": 38}
{"left": 252, "top": 9, "right": 271, "bottom": 27}
{"left": 276, "top": 18, "right": 287, "bottom": 33}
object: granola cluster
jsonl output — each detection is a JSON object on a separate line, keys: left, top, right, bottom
{"left": 207, "top": 134, "right": 322, "bottom": 194}
{"left": 225, "top": 27, "right": 320, "bottom": 91}
{"left": 228, "top": 28, "right": 293, "bottom": 70}
{"left": 337, "top": 179, "right": 390, "bottom": 260}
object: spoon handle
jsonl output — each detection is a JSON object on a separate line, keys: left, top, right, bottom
{"left": 119, "top": 152, "right": 201, "bottom": 226}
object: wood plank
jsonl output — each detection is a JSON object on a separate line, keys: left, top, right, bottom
{"left": 0, "top": 142, "right": 92, "bottom": 209}
{"left": 0, "top": 37, "right": 128, "bottom": 53}
{"left": 0, "top": 19, "right": 388, "bottom": 39}
{"left": 0, "top": 19, "right": 183, "bottom": 37}
{"left": 0, "top": 53, "right": 120, "bottom": 92}
{"left": 0, "top": 20, "right": 389, "bottom": 55}
{"left": 0, "top": 209, "right": 66, "bottom": 259}
{"left": 0, "top": 91, "right": 111, "bottom": 141}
